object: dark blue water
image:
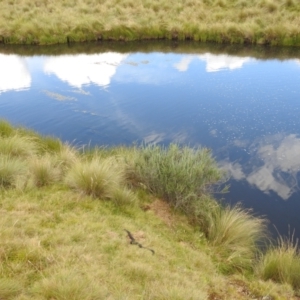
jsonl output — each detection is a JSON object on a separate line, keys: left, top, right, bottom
{"left": 1, "top": 42, "right": 300, "bottom": 239}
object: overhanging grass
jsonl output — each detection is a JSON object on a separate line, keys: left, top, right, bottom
{"left": 259, "top": 236, "right": 300, "bottom": 290}
{"left": 206, "top": 204, "right": 267, "bottom": 273}
{"left": 0, "top": 0, "right": 300, "bottom": 46}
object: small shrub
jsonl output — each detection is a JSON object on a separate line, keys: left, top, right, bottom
{"left": 65, "top": 157, "right": 124, "bottom": 198}
{"left": 128, "top": 144, "right": 223, "bottom": 210}
{"left": 259, "top": 237, "right": 300, "bottom": 289}
{"left": 0, "top": 155, "right": 27, "bottom": 188}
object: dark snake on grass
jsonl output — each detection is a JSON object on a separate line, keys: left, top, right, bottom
{"left": 124, "top": 229, "right": 155, "bottom": 255}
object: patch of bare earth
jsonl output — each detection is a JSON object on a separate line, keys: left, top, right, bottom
{"left": 143, "top": 198, "right": 175, "bottom": 227}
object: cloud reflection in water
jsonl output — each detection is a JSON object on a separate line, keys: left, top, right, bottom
{"left": 174, "top": 53, "right": 251, "bottom": 72}
{"left": 0, "top": 54, "right": 31, "bottom": 93}
{"left": 44, "top": 52, "right": 128, "bottom": 88}
{"left": 220, "top": 134, "right": 300, "bottom": 200}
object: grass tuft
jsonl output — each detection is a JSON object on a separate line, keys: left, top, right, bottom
{"left": 259, "top": 236, "right": 300, "bottom": 289}
{"left": 0, "top": 135, "right": 37, "bottom": 158}
{"left": 0, "top": 155, "right": 27, "bottom": 188}
{"left": 65, "top": 157, "right": 124, "bottom": 198}
{"left": 55, "top": 144, "right": 79, "bottom": 173}
{"left": 0, "top": 278, "right": 22, "bottom": 299}
{"left": 39, "top": 136, "right": 63, "bottom": 153}
{"left": 28, "top": 156, "right": 61, "bottom": 187}
{"left": 0, "top": 120, "right": 14, "bottom": 137}
{"left": 205, "top": 204, "right": 267, "bottom": 272}
{"left": 110, "top": 186, "right": 137, "bottom": 207}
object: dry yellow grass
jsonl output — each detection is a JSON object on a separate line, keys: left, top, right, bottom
{"left": 0, "top": 0, "right": 299, "bottom": 45}
{"left": 0, "top": 187, "right": 297, "bottom": 300}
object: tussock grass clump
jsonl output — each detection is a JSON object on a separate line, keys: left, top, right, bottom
{"left": 205, "top": 204, "right": 267, "bottom": 272}
{"left": 55, "top": 145, "right": 79, "bottom": 173}
{"left": 259, "top": 236, "right": 300, "bottom": 289}
{"left": 39, "top": 136, "right": 64, "bottom": 153}
{"left": 0, "top": 135, "right": 37, "bottom": 157}
{"left": 65, "top": 157, "right": 125, "bottom": 198}
{"left": 0, "top": 155, "right": 27, "bottom": 188}
{"left": 0, "top": 120, "right": 14, "bottom": 137}
{"left": 129, "top": 144, "right": 222, "bottom": 210}
{"left": 28, "top": 156, "right": 61, "bottom": 187}
{"left": 110, "top": 187, "right": 137, "bottom": 207}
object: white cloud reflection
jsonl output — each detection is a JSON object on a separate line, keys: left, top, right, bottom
{"left": 174, "top": 53, "right": 251, "bottom": 72}
{"left": 220, "top": 134, "right": 300, "bottom": 200}
{"left": 0, "top": 54, "right": 31, "bottom": 93}
{"left": 173, "top": 56, "right": 194, "bottom": 72}
{"left": 44, "top": 52, "right": 128, "bottom": 88}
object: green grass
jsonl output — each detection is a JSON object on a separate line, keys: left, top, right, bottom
{"left": 125, "top": 143, "right": 266, "bottom": 273}
{"left": 65, "top": 157, "right": 125, "bottom": 198}
{"left": 0, "top": 121, "right": 299, "bottom": 299}
{"left": 0, "top": 0, "right": 300, "bottom": 46}
{"left": 206, "top": 204, "right": 267, "bottom": 273}
{"left": 127, "top": 144, "right": 223, "bottom": 210}
{"left": 28, "top": 156, "right": 61, "bottom": 188}
{"left": 0, "top": 155, "right": 27, "bottom": 188}
{"left": 259, "top": 236, "right": 300, "bottom": 290}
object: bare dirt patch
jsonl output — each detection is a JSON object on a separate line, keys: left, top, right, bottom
{"left": 144, "top": 198, "right": 175, "bottom": 227}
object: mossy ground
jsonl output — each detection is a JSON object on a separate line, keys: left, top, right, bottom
{"left": 0, "top": 0, "right": 300, "bottom": 46}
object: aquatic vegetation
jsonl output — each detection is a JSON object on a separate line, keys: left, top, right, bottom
{"left": 0, "top": 0, "right": 300, "bottom": 45}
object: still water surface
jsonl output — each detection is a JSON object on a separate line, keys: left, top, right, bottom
{"left": 1, "top": 42, "right": 300, "bottom": 239}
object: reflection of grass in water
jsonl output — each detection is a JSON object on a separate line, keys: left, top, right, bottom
{"left": 70, "top": 88, "right": 90, "bottom": 95}
{"left": 43, "top": 90, "right": 76, "bottom": 101}
{"left": 0, "top": 120, "right": 299, "bottom": 299}
{"left": 0, "top": 0, "right": 300, "bottom": 45}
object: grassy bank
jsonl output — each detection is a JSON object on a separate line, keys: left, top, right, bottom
{"left": 0, "top": 0, "right": 300, "bottom": 46}
{"left": 0, "top": 120, "right": 300, "bottom": 299}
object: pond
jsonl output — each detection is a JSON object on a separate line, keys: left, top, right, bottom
{"left": 1, "top": 41, "right": 300, "bottom": 240}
